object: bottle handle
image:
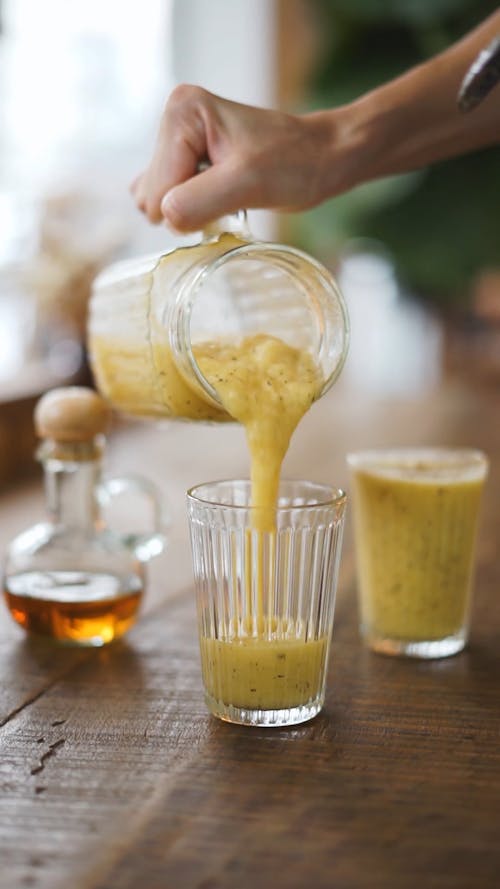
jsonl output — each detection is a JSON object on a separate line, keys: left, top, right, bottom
{"left": 97, "top": 474, "right": 168, "bottom": 561}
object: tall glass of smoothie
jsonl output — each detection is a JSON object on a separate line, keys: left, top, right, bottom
{"left": 187, "top": 480, "right": 346, "bottom": 727}
{"left": 347, "top": 448, "right": 488, "bottom": 658}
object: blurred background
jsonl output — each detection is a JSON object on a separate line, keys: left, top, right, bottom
{"left": 0, "top": 0, "right": 499, "bottom": 485}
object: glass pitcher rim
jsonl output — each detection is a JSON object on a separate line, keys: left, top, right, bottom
{"left": 171, "top": 239, "right": 350, "bottom": 409}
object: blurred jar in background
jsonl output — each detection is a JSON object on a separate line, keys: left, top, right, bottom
{"left": 337, "top": 239, "right": 443, "bottom": 398}
{"left": 0, "top": 190, "right": 128, "bottom": 486}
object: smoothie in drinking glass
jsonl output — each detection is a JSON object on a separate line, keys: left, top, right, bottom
{"left": 347, "top": 448, "right": 488, "bottom": 658}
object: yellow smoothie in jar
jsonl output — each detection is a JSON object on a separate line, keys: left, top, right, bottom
{"left": 89, "top": 234, "right": 245, "bottom": 422}
{"left": 349, "top": 449, "right": 488, "bottom": 653}
{"left": 93, "top": 314, "right": 328, "bottom": 707}
{"left": 91, "top": 239, "right": 332, "bottom": 706}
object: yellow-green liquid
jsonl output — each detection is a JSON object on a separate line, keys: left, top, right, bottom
{"left": 200, "top": 633, "right": 328, "bottom": 710}
{"left": 91, "top": 245, "right": 329, "bottom": 709}
{"left": 352, "top": 462, "right": 485, "bottom": 642}
{"left": 197, "top": 334, "right": 327, "bottom": 710}
{"left": 195, "top": 334, "right": 320, "bottom": 531}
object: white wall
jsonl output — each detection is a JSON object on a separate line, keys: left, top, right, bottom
{"left": 0, "top": 0, "right": 277, "bottom": 252}
{"left": 171, "top": 0, "right": 277, "bottom": 238}
{"left": 171, "top": 0, "right": 276, "bottom": 107}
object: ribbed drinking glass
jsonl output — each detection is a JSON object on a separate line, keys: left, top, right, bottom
{"left": 187, "top": 479, "right": 346, "bottom": 727}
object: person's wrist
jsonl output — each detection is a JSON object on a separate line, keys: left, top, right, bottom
{"left": 346, "top": 93, "right": 399, "bottom": 183}
{"left": 303, "top": 102, "right": 386, "bottom": 202}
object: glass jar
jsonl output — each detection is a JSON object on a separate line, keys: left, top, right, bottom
{"left": 88, "top": 213, "right": 349, "bottom": 421}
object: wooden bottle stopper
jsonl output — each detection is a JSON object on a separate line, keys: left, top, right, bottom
{"left": 35, "top": 387, "right": 111, "bottom": 442}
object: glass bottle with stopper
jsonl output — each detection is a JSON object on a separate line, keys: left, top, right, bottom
{"left": 3, "top": 387, "right": 166, "bottom": 646}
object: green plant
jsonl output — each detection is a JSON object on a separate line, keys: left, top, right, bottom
{"left": 291, "top": 0, "right": 500, "bottom": 303}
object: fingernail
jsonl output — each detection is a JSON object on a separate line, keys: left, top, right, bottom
{"left": 161, "top": 191, "right": 184, "bottom": 233}
{"left": 160, "top": 191, "right": 173, "bottom": 215}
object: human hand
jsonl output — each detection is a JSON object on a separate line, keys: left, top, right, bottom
{"left": 131, "top": 85, "right": 353, "bottom": 232}
{"left": 132, "top": 9, "right": 500, "bottom": 234}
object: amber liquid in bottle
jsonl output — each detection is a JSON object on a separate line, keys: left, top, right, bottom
{"left": 3, "top": 389, "right": 157, "bottom": 647}
{"left": 4, "top": 571, "right": 142, "bottom": 646}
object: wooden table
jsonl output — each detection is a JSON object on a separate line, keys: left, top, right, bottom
{"left": 1, "top": 314, "right": 499, "bottom": 889}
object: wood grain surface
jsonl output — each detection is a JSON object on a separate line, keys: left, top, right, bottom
{"left": 0, "top": 316, "right": 499, "bottom": 889}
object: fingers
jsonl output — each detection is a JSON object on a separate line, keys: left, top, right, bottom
{"left": 132, "top": 84, "right": 211, "bottom": 224}
{"left": 160, "top": 162, "right": 252, "bottom": 233}
{"left": 142, "top": 134, "right": 201, "bottom": 223}
{"left": 130, "top": 84, "right": 318, "bottom": 230}
{"left": 130, "top": 174, "right": 146, "bottom": 212}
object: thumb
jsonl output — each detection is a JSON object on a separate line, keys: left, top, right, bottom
{"left": 160, "top": 162, "right": 251, "bottom": 233}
